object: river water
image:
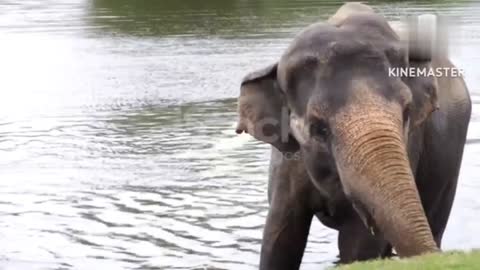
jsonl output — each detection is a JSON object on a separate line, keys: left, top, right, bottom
{"left": 0, "top": 0, "right": 479, "bottom": 269}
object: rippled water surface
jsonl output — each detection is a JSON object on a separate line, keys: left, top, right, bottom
{"left": 1, "top": 0, "right": 480, "bottom": 269}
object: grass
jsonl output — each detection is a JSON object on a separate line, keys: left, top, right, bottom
{"left": 336, "top": 250, "right": 480, "bottom": 270}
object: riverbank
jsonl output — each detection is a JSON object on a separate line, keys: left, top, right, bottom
{"left": 337, "top": 251, "right": 480, "bottom": 270}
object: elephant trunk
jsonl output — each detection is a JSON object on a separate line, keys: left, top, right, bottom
{"left": 332, "top": 107, "right": 439, "bottom": 257}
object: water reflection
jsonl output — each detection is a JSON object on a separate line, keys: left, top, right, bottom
{"left": 0, "top": 100, "right": 272, "bottom": 269}
{"left": 89, "top": 0, "right": 338, "bottom": 37}
{"left": 89, "top": 0, "right": 478, "bottom": 37}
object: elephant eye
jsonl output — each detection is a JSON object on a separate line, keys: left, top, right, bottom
{"left": 310, "top": 119, "right": 330, "bottom": 140}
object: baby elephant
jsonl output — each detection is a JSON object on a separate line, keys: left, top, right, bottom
{"left": 235, "top": 3, "right": 471, "bottom": 269}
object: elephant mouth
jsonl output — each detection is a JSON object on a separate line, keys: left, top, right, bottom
{"left": 350, "top": 198, "right": 381, "bottom": 237}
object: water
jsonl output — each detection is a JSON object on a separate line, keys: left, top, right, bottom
{"left": 0, "top": 0, "right": 479, "bottom": 269}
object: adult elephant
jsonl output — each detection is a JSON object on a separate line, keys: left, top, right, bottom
{"left": 235, "top": 3, "right": 471, "bottom": 269}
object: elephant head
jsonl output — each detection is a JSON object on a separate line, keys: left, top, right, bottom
{"left": 236, "top": 13, "right": 440, "bottom": 257}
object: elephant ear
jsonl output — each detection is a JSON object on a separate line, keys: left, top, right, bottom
{"left": 236, "top": 63, "right": 298, "bottom": 152}
{"left": 403, "top": 62, "right": 439, "bottom": 126}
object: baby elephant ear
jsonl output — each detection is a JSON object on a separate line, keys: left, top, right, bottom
{"left": 236, "top": 64, "right": 298, "bottom": 152}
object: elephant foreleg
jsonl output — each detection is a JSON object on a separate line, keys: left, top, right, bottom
{"left": 260, "top": 196, "right": 313, "bottom": 270}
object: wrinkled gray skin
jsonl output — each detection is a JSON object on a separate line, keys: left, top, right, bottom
{"left": 235, "top": 3, "right": 471, "bottom": 269}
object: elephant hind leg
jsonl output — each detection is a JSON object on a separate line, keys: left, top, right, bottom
{"left": 427, "top": 178, "right": 458, "bottom": 248}
{"left": 415, "top": 128, "right": 465, "bottom": 248}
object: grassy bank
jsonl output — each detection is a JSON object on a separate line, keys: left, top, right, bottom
{"left": 336, "top": 251, "right": 480, "bottom": 270}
